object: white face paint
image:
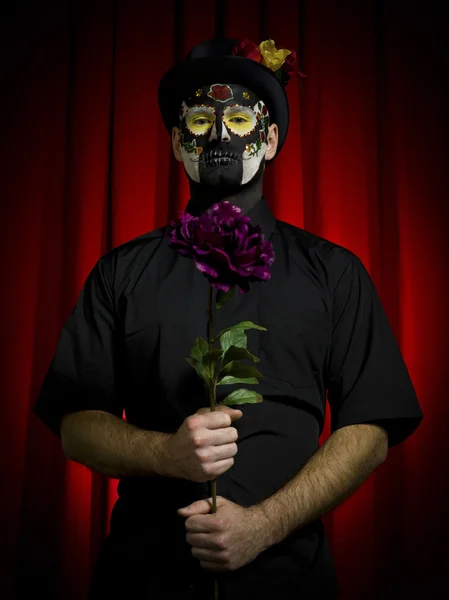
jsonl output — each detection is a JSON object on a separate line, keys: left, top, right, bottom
{"left": 180, "top": 140, "right": 201, "bottom": 182}
{"left": 241, "top": 101, "right": 269, "bottom": 185}
{"left": 179, "top": 101, "right": 203, "bottom": 183}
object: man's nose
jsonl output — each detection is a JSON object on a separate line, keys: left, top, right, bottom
{"left": 209, "top": 118, "right": 231, "bottom": 142}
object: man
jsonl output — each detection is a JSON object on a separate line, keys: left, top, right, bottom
{"left": 34, "top": 38, "right": 423, "bottom": 599}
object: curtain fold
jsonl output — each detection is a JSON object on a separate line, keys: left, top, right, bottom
{"left": 0, "top": 1, "right": 447, "bottom": 598}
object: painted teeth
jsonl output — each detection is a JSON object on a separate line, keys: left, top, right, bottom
{"left": 206, "top": 157, "right": 233, "bottom": 167}
{"left": 202, "top": 150, "right": 242, "bottom": 166}
{"left": 206, "top": 153, "right": 238, "bottom": 161}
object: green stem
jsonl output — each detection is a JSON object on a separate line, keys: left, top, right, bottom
{"left": 207, "top": 285, "right": 214, "bottom": 381}
{"left": 207, "top": 284, "right": 219, "bottom": 600}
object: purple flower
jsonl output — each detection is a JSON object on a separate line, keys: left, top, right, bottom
{"left": 166, "top": 201, "right": 275, "bottom": 294}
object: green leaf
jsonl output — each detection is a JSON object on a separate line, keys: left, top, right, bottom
{"left": 216, "top": 287, "right": 234, "bottom": 309}
{"left": 203, "top": 348, "right": 224, "bottom": 363}
{"left": 213, "top": 321, "right": 267, "bottom": 344}
{"left": 189, "top": 336, "right": 210, "bottom": 363}
{"left": 218, "top": 361, "right": 263, "bottom": 380}
{"left": 221, "top": 345, "right": 260, "bottom": 368}
{"left": 185, "top": 357, "right": 212, "bottom": 388}
{"left": 202, "top": 348, "right": 224, "bottom": 378}
{"left": 219, "top": 388, "right": 263, "bottom": 405}
{"left": 217, "top": 376, "right": 259, "bottom": 386}
{"left": 219, "top": 329, "right": 247, "bottom": 354}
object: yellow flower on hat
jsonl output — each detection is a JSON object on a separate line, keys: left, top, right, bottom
{"left": 258, "top": 39, "right": 291, "bottom": 72}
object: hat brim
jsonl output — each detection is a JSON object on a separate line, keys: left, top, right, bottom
{"left": 158, "top": 56, "right": 289, "bottom": 160}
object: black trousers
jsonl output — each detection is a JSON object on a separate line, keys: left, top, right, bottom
{"left": 88, "top": 575, "right": 338, "bottom": 600}
{"left": 87, "top": 533, "right": 217, "bottom": 599}
{"left": 88, "top": 562, "right": 339, "bottom": 600}
{"left": 87, "top": 533, "right": 339, "bottom": 599}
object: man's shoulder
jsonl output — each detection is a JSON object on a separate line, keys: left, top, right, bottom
{"left": 276, "top": 219, "right": 358, "bottom": 276}
{"left": 97, "top": 225, "right": 168, "bottom": 286}
{"left": 110, "top": 226, "right": 167, "bottom": 256}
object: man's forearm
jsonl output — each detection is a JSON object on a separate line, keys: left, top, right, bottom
{"left": 60, "top": 410, "right": 175, "bottom": 479}
{"left": 252, "top": 423, "right": 389, "bottom": 549}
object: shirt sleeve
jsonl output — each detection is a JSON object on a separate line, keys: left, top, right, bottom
{"left": 33, "top": 256, "right": 124, "bottom": 437}
{"left": 325, "top": 252, "right": 423, "bottom": 448}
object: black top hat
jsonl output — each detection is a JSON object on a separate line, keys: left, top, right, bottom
{"left": 158, "top": 38, "right": 290, "bottom": 159}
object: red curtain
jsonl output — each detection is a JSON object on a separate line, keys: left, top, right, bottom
{"left": 1, "top": 1, "right": 447, "bottom": 598}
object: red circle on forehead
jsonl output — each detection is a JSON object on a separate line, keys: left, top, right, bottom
{"left": 208, "top": 84, "right": 233, "bottom": 102}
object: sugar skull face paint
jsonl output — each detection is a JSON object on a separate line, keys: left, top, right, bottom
{"left": 207, "top": 83, "right": 234, "bottom": 102}
{"left": 222, "top": 104, "right": 258, "bottom": 136}
{"left": 178, "top": 83, "right": 270, "bottom": 187}
{"left": 185, "top": 105, "right": 216, "bottom": 137}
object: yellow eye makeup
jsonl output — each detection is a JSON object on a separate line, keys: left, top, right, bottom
{"left": 223, "top": 106, "right": 257, "bottom": 137}
{"left": 185, "top": 106, "right": 215, "bottom": 136}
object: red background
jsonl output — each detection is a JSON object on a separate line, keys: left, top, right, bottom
{"left": 1, "top": 1, "right": 448, "bottom": 598}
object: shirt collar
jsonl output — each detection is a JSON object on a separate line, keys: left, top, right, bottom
{"left": 244, "top": 195, "right": 277, "bottom": 241}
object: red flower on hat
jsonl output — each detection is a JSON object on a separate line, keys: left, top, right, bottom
{"left": 231, "top": 39, "right": 263, "bottom": 63}
{"left": 207, "top": 84, "right": 234, "bottom": 102}
{"left": 284, "top": 51, "right": 297, "bottom": 73}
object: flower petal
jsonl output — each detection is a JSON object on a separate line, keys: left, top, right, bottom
{"left": 233, "top": 246, "right": 258, "bottom": 266}
{"left": 247, "top": 265, "right": 271, "bottom": 280}
{"left": 211, "top": 281, "right": 232, "bottom": 292}
{"left": 196, "top": 228, "right": 224, "bottom": 248}
{"left": 194, "top": 261, "right": 219, "bottom": 279}
{"left": 166, "top": 200, "right": 275, "bottom": 288}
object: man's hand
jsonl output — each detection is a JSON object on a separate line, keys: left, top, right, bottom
{"left": 177, "top": 496, "right": 268, "bottom": 573}
{"left": 164, "top": 406, "right": 242, "bottom": 482}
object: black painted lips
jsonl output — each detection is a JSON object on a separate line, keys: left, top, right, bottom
{"left": 201, "top": 149, "right": 242, "bottom": 167}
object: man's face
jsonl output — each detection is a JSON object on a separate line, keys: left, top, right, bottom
{"left": 177, "top": 83, "right": 270, "bottom": 187}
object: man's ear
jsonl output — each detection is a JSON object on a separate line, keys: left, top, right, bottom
{"left": 172, "top": 127, "right": 184, "bottom": 162}
{"left": 265, "top": 123, "right": 279, "bottom": 161}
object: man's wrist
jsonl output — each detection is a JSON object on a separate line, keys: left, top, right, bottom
{"left": 248, "top": 503, "right": 278, "bottom": 551}
{"left": 147, "top": 430, "right": 178, "bottom": 478}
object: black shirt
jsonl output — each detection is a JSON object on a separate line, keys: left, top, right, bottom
{"left": 34, "top": 196, "right": 423, "bottom": 598}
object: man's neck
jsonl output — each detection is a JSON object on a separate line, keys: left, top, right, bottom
{"left": 186, "top": 172, "right": 264, "bottom": 217}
